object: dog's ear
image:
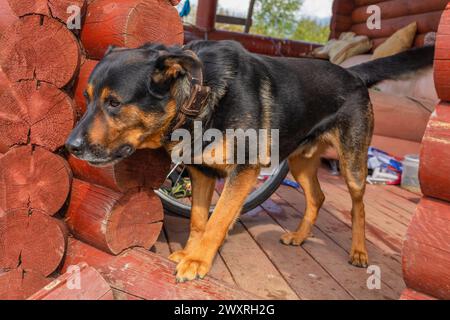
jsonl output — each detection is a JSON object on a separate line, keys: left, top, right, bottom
{"left": 149, "top": 50, "right": 202, "bottom": 97}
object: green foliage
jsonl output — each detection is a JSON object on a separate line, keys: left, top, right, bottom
{"left": 292, "top": 17, "right": 330, "bottom": 44}
{"left": 252, "top": 0, "right": 302, "bottom": 38}
{"left": 251, "top": 0, "right": 330, "bottom": 44}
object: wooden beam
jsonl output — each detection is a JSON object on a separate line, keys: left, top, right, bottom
{"left": 195, "top": 0, "right": 218, "bottom": 32}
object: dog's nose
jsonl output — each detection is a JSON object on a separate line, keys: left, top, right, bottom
{"left": 65, "top": 137, "right": 86, "bottom": 157}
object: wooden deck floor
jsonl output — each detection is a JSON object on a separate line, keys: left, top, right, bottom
{"left": 152, "top": 167, "right": 420, "bottom": 300}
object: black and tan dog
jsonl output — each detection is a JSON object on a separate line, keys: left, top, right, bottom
{"left": 66, "top": 40, "right": 434, "bottom": 282}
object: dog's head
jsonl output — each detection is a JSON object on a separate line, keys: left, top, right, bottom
{"left": 65, "top": 44, "right": 202, "bottom": 166}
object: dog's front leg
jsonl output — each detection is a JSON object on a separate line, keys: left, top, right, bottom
{"left": 169, "top": 167, "right": 216, "bottom": 263}
{"left": 175, "top": 166, "right": 260, "bottom": 282}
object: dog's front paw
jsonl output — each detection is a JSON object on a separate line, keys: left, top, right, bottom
{"left": 280, "top": 231, "right": 308, "bottom": 246}
{"left": 168, "top": 250, "right": 188, "bottom": 263}
{"left": 175, "top": 256, "right": 211, "bottom": 283}
{"left": 349, "top": 249, "right": 369, "bottom": 268}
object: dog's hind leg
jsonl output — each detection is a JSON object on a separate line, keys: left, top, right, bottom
{"left": 281, "top": 143, "right": 326, "bottom": 246}
{"left": 168, "top": 167, "right": 216, "bottom": 263}
{"left": 330, "top": 101, "right": 372, "bottom": 268}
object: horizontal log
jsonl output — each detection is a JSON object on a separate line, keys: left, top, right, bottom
{"left": 0, "top": 146, "right": 72, "bottom": 215}
{"left": 0, "top": 208, "right": 67, "bottom": 276}
{"left": 332, "top": 0, "right": 355, "bottom": 15}
{"left": 7, "top": 0, "right": 87, "bottom": 23}
{"left": 185, "top": 26, "right": 321, "bottom": 57}
{"left": 66, "top": 179, "right": 164, "bottom": 255}
{"left": 371, "top": 33, "right": 427, "bottom": 49}
{"left": 0, "top": 73, "right": 76, "bottom": 153}
{"left": 351, "top": 11, "right": 443, "bottom": 39}
{"left": 62, "top": 239, "right": 258, "bottom": 300}
{"left": 68, "top": 148, "right": 170, "bottom": 192}
{"left": 400, "top": 288, "right": 437, "bottom": 300}
{"left": 402, "top": 197, "right": 450, "bottom": 300}
{"left": 354, "top": 0, "right": 385, "bottom": 6}
{"left": 435, "top": 6, "right": 450, "bottom": 100}
{"left": 0, "top": 15, "right": 80, "bottom": 88}
{"left": 352, "top": 0, "right": 448, "bottom": 24}
{"left": 28, "top": 263, "right": 113, "bottom": 300}
{"left": 81, "top": 0, "right": 183, "bottom": 59}
{"left": 0, "top": 268, "right": 52, "bottom": 300}
{"left": 420, "top": 102, "right": 450, "bottom": 201}
{"left": 74, "top": 59, "right": 98, "bottom": 114}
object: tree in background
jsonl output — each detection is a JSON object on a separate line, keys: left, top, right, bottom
{"left": 251, "top": 0, "right": 330, "bottom": 44}
{"left": 252, "top": 0, "right": 302, "bottom": 38}
{"left": 185, "top": 0, "right": 331, "bottom": 44}
{"left": 292, "top": 17, "right": 330, "bottom": 44}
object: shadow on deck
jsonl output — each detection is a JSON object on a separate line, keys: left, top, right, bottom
{"left": 153, "top": 167, "right": 420, "bottom": 300}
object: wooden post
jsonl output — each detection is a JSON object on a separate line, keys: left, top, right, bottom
{"left": 196, "top": 0, "right": 218, "bottom": 32}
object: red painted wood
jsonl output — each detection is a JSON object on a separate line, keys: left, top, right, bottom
{"left": 28, "top": 263, "right": 114, "bottom": 300}
{"left": 0, "top": 208, "right": 67, "bottom": 276}
{"left": 420, "top": 102, "right": 450, "bottom": 201}
{"left": 62, "top": 239, "right": 257, "bottom": 300}
{"left": 0, "top": 268, "right": 52, "bottom": 300}
{"left": 74, "top": 59, "right": 98, "bottom": 115}
{"left": 0, "top": 15, "right": 80, "bottom": 88}
{"left": 7, "top": 0, "right": 87, "bottom": 22}
{"left": 68, "top": 148, "right": 170, "bottom": 192}
{"left": 400, "top": 288, "right": 436, "bottom": 300}
{"left": 0, "top": 146, "right": 72, "bottom": 215}
{"left": 351, "top": 11, "right": 443, "bottom": 39}
{"left": 185, "top": 27, "right": 320, "bottom": 57}
{"left": 195, "top": 0, "right": 217, "bottom": 31}
{"left": 66, "top": 179, "right": 164, "bottom": 255}
{"left": 435, "top": 4, "right": 450, "bottom": 101}
{"left": 0, "top": 72, "right": 76, "bottom": 153}
{"left": 0, "top": 0, "right": 17, "bottom": 36}
{"left": 81, "top": 0, "right": 183, "bottom": 59}
{"left": 402, "top": 197, "right": 450, "bottom": 300}
{"left": 352, "top": 0, "right": 448, "bottom": 24}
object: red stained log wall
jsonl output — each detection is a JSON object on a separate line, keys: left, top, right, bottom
{"left": 65, "top": 179, "right": 164, "bottom": 255}
{"left": 402, "top": 3, "right": 450, "bottom": 301}
{"left": 329, "top": 0, "right": 447, "bottom": 50}
{"left": 0, "top": 15, "right": 81, "bottom": 88}
{"left": 81, "top": 0, "right": 184, "bottom": 59}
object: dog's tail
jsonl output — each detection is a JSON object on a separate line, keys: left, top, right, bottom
{"left": 348, "top": 46, "right": 435, "bottom": 87}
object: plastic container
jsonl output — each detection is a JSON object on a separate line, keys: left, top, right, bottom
{"left": 401, "top": 154, "right": 421, "bottom": 193}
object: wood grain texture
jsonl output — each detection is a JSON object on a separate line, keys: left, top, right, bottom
{"left": 0, "top": 0, "right": 17, "bottom": 36}
{"left": 74, "top": 59, "right": 98, "bottom": 114}
{"left": 66, "top": 179, "right": 164, "bottom": 255}
{"left": 28, "top": 263, "right": 113, "bottom": 300}
{"left": 81, "top": 0, "right": 183, "bottom": 59}
{"left": 402, "top": 197, "right": 450, "bottom": 300}
{"left": 68, "top": 148, "right": 170, "bottom": 192}
{"left": 435, "top": 3, "right": 450, "bottom": 100}
{"left": 0, "top": 268, "right": 52, "bottom": 300}
{"left": 0, "top": 146, "right": 72, "bottom": 215}
{"left": 0, "top": 208, "right": 67, "bottom": 276}
{"left": 62, "top": 239, "right": 258, "bottom": 300}
{"left": 0, "top": 15, "right": 80, "bottom": 88}
{"left": 7, "top": 0, "right": 87, "bottom": 22}
{"left": 420, "top": 102, "right": 450, "bottom": 201}
{"left": 0, "top": 73, "right": 76, "bottom": 153}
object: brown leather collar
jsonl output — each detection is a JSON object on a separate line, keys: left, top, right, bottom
{"left": 172, "top": 65, "right": 211, "bottom": 130}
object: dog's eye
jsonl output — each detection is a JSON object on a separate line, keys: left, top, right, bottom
{"left": 108, "top": 98, "right": 121, "bottom": 108}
